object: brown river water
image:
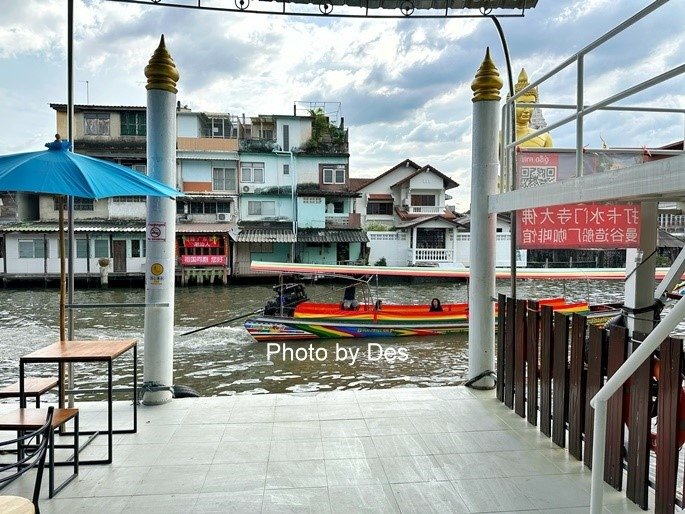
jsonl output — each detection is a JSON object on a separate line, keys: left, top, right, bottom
{"left": 0, "top": 278, "right": 625, "bottom": 397}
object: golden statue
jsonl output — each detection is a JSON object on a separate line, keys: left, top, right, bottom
{"left": 514, "top": 69, "right": 553, "bottom": 148}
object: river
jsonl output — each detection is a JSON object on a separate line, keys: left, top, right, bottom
{"left": 0, "top": 278, "right": 626, "bottom": 397}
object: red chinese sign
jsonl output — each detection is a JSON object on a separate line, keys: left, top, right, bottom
{"left": 183, "top": 236, "right": 221, "bottom": 248}
{"left": 517, "top": 204, "right": 641, "bottom": 249}
{"left": 180, "top": 255, "right": 226, "bottom": 266}
{"left": 515, "top": 152, "right": 642, "bottom": 249}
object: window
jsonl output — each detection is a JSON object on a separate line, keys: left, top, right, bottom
{"left": 283, "top": 164, "right": 290, "bottom": 175}
{"left": 76, "top": 239, "right": 89, "bottom": 259}
{"left": 112, "top": 196, "right": 145, "bottom": 203}
{"left": 131, "top": 239, "right": 145, "bottom": 258}
{"left": 325, "top": 199, "right": 344, "bottom": 213}
{"left": 367, "top": 202, "right": 393, "bottom": 215}
{"left": 260, "top": 129, "right": 274, "bottom": 140}
{"left": 282, "top": 125, "right": 290, "bottom": 151}
{"left": 411, "top": 195, "right": 436, "bottom": 206}
{"left": 53, "top": 197, "right": 94, "bottom": 211}
{"left": 213, "top": 167, "right": 237, "bottom": 191}
{"left": 75, "top": 198, "right": 94, "bottom": 211}
{"left": 18, "top": 239, "right": 45, "bottom": 258}
{"left": 241, "top": 163, "right": 265, "bottom": 183}
{"left": 323, "top": 167, "right": 345, "bottom": 184}
{"left": 84, "top": 113, "right": 110, "bottom": 136}
{"left": 93, "top": 239, "right": 109, "bottom": 258}
{"left": 184, "top": 201, "right": 232, "bottom": 214}
{"left": 121, "top": 111, "right": 146, "bottom": 136}
{"left": 248, "top": 201, "right": 276, "bottom": 216}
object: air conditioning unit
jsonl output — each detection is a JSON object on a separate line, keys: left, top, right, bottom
{"left": 176, "top": 214, "right": 192, "bottom": 222}
{"left": 242, "top": 185, "right": 252, "bottom": 193}
{"left": 216, "top": 212, "right": 232, "bottom": 222}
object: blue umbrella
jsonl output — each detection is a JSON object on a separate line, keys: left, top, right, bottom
{"left": 0, "top": 139, "right": 180, "bottom": 199}
{"left": 0, "top": 138, "right": 182, "bottom": 341}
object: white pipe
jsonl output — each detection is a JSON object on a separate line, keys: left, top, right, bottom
{"left": 589, "top": 295, "right": 685, "bottom": 512}
{"left": 589, "top": 400, "right": 608, "bottom": 513}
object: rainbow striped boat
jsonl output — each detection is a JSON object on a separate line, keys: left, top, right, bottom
{"left": 243, "top": 262, "right": 622, "bottom": 342}
{"left": 244, "top": 295, "right": 615, "bottom": 342}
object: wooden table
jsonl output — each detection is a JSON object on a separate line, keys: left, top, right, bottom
{"left": 19, "top": 340, "right": 138, "bottom": 465}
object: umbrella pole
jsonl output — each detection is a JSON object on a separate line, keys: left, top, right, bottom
{"left": 58, "top": 197, "right": 67, "bottom": 410}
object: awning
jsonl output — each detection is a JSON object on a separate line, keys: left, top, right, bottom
{"left": 0, "top": 221, "right": 145, "bottom": 233}
{"left": 368, "top": 194, "right": 394, "bottom": 201}
{"left": 234, "top": 229, "right": 296, "bottom": 243}
{"left": 298, "top": 230, "right": 369, "bottom": 243}
{"left": 176, "top": 223, "right": 235, "bottom": 234}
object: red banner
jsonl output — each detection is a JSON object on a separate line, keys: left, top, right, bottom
{"left": 180, "top": 255, "right": 226, "bottom": 266}
{"left": 515, "top": 152, "right": 642, "bottom": 249}
{"left": 183, "top": 236, "right": 221, "bottom": 248}
{"left": 517, "top": 203, "right": 641, "bottom": 249}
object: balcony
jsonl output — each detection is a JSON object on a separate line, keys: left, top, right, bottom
{"left": 177, "top": 137, "right": 239, "bottom": 152}
{"left": 239, "top": 139, "right": 280, "bottom": 153}
{"left": 408, "top": 206, "right": 443, "bottom": 215}
{"left": 409, "top": 248, "right": 454, "bottom": 263}
{"left": 658, "top": 214, "right": 685, "bottom": 233}
{"left": 325, "top": 213, "right": 361, "bottom": 229}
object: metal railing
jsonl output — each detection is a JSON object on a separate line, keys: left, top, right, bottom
{"left": 499, "top": 0, "right": 684, "bottom": 194}
{"left": 495, "top": 1, "right": 685, "bottom": 511}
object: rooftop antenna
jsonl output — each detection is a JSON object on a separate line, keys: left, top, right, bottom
{"left": 78, "top": 80, "right": 89, "bottom": 104}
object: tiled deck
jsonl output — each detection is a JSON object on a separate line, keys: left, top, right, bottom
{"left": 0, "top": 386, "right": 656, "bottom": 513}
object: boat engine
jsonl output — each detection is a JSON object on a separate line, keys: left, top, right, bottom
{"left": 263, "top": 283, "right": 308, "bottom": 316}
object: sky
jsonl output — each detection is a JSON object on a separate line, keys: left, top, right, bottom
{"left": 0, "top": 0, "right": 683, "bottom": 210}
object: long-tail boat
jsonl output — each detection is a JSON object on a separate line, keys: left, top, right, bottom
{"left": 244, "top": 263, "right": 622, "bottom": 342}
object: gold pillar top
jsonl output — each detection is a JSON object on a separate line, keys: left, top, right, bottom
{"left": 145, "top": 35, "right": 179, "bottom": 94}
{"left": 471, "top": 48, "right": 503, "bottom": 103}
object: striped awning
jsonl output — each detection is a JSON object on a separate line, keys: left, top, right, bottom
{"left": 0, "top": 221, "right": 145, "bottom": 233}
{"left": 234, "top": 229, "right": 296, "bottom": 243}
{"left": 176, "top": 223, "right": 235, "bottom": 234}
{"left": 297, "top": 230, "right": 369, "bottom": 243}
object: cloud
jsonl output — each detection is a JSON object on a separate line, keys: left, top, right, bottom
{"left": 1, "top": 0, "right": 683, "bottom": 212}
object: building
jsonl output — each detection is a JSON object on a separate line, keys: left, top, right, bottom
{"left": 0, "top": 102, "right": 367, "bottom": 283}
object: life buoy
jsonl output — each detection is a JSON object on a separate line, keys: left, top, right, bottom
{"left": 622, "top": 358, "right": 685, "bottom": 452}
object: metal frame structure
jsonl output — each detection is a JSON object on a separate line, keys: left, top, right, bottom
{"left": 105, "top": 0, "right": 533, "bottom": 19}
{"left": 492, "top": 1, "right": 685, "bottom": 511}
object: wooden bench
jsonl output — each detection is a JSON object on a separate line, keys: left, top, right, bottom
{"left": 0, "top": 378, "right": 59, "bottom": 407}
{"left": 0, "top": 407, "right": 79, "bottom": 498}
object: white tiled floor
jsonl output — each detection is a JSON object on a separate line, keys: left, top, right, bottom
{"left": 0, "top": 386, "right": 663, "bottom": 513}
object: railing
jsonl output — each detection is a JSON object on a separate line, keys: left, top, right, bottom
{"left": 659, "top": 214, "right": 685, "bottom": 233}
{"left": 410, "top": 248, "right": 453, "bottom": 263}
{"left": 325, "top": 213, "right": 361, "bottom": 229}
{"left": 497, "top": 295, "right": 685, "bottom": 513}
{"left": 408, "top": 206, "right": 442, "bottom": 214}
{"left": 500, "top": 0, "right": 684, "bottom": 190}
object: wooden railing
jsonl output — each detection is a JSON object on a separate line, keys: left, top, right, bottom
{"left": 496, "top": 294, "right": 684, "bottom": 512}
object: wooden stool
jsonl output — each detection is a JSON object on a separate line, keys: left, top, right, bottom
{"left": 0, "top": 408, "right": 79, "bottom": 498}
{"left": 0, "top": 378, "right": 59, "bottom": 408}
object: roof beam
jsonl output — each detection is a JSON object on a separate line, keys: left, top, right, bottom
{"left": 489, "top": 153, "right": 685, "bottom": 213}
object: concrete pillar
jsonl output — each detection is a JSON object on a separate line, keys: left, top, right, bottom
{"left": 624, "top": 201, "right": 658, "bottom": 335}
{"left": 467, "top": 48, "right": 503, "bottom": 388}
{"left": 143, "top": 36, "right": 179, "bottom": 405}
